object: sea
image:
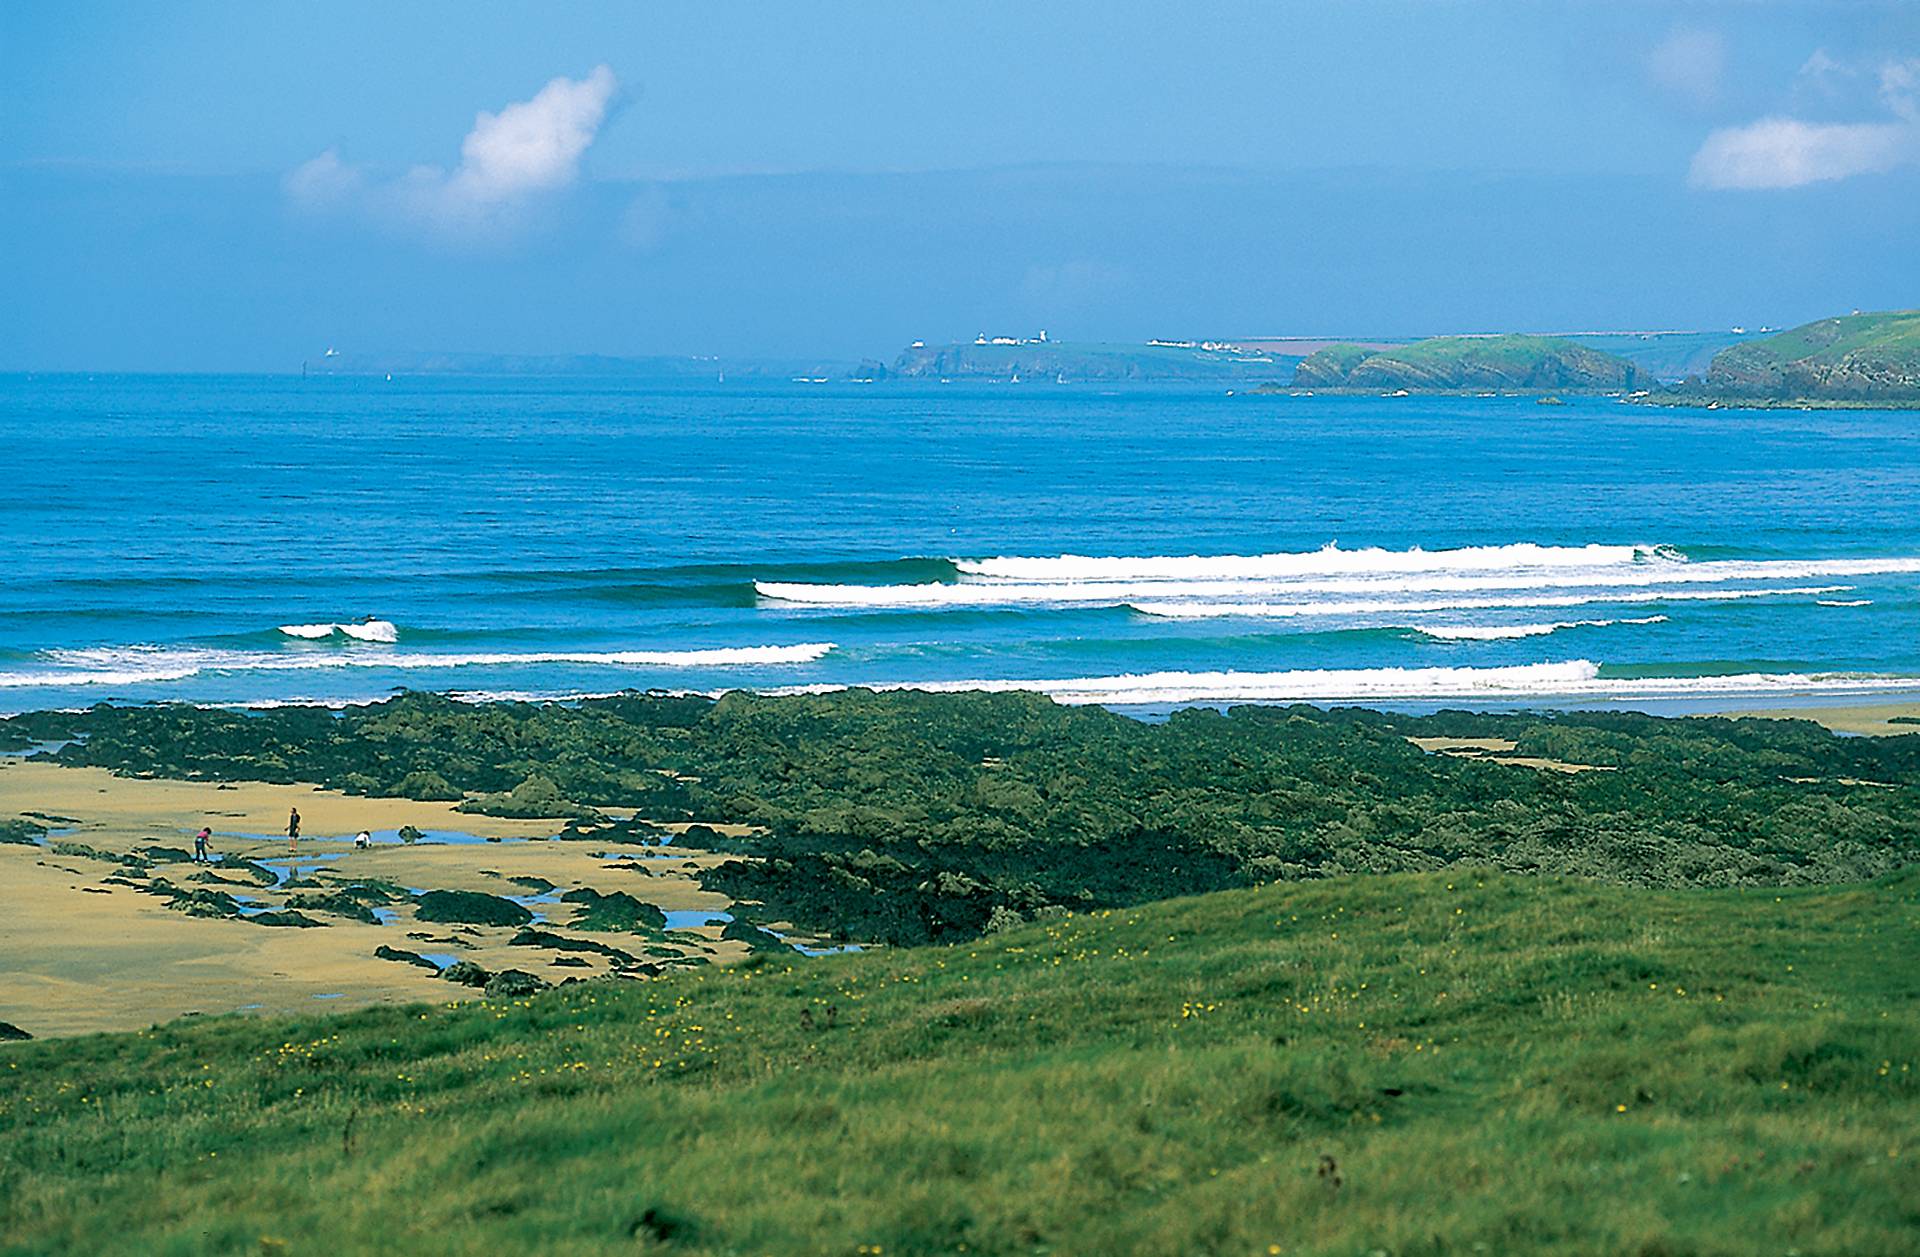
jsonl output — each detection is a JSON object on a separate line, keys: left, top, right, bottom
{"left": 3, "top": 372, "right": 1918, "bottom": 716}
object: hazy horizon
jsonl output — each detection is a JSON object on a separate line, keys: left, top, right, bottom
{"left": 7, "top": 1, "right": 1919, "bottom": 371}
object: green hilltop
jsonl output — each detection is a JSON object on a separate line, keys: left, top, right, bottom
{"left": 1292, "top": 334, "right": 1649, "bottom": 393}
{"left": 1688, "top": 309, "right": 1920, "bottom": 405}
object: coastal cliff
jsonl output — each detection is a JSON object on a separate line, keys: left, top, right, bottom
{"left": 1687, "top": 309, "right": 1920, "bottom": 404}
{"left": 1292, "top": 334, "right": 1648, "bottom": 392}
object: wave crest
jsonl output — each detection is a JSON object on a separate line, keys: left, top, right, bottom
{"left": 279, "top": 619, "right": 400, "bottom": 643}
{"left": 1416, "top": 615, "right": 1668, "bottom": 641}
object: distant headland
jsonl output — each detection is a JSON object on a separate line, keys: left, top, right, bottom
{"left": 300, "top": 308, "right": 1920, "bottom": 407}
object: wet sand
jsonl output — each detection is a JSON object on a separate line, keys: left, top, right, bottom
{"left": 0, "top": 761, "right": 775, "bottom": 1038}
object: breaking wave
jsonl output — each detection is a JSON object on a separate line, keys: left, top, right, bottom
{"left": 1134, "top": 587, "right": 1850, "bottom": 619}
{"left": 279, "top": 619, "right": 400, "bottom": 643}
{"left": 0, "top": 642, "right": 837, "bottom": 689}
{"left": 1415, "top": 615, "right": 1668, "bottom": 641}
{"left": 757, "top": 541, "right": 1920, "bottom": 610}
{"left": 770, "top": 661, "right": 1916, "bottom": 707}
{"left": 953, "top": 542, "right": 1674, "bottom": 582}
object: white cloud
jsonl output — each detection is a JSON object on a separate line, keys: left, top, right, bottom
{"left": 1688, "top": 116, "right": 1912, "bottom": 189}
{"left": 1689, "top": 51, "right": 1920, "bottom": 190}
{"left": 286, "top": 66, "right": 618, "bottom": 239}
{"left": 1882, "top": 58, "right": 1920, "bottom": 122}
{"left": 1647, "top": 27, "right": 1726, "bottom": 107}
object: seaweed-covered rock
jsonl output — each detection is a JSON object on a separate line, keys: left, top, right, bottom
{"left": 439, "top": 960, "right": 492, "bottom": 987}
{"left": 509, "top": 927, "right": 639, "bottom": 965}
{"left": 395, "top": 771, "right": 461, "bottom": 802}
{"left": 720, "top": 919, "right": 791, "bottom": 953}
{"left": 250, "top": 910, "right": 325, "bottom": 928}
{"left": 284, "top": 892, "right": 380, "bottom": 924}
{"left": 0, "top": 1021, "right": 31, "bottom": 1041}
{"left": 397, "top": 824, "right": 425, "bottom": 844}
{"left": 214, "top": 855, "right": 277, "bottom": 884}
{"left": 374, "top": 944, "right": 439, "bottom": 970}
{"left": 551, "top": 956, "right": 590, "bottom": 968}
{"left": 51, "top": 841, "right": 149, "bottom": 869}
{"left": 136, "top": 845, "right": 195, "bottom": 864}
{"left": 457, "top": 774, "right": 597, "bottom": 820}
{"left": 483, "top": 969, "right": 549, "bottom": 998}
{"left": 560, "top": 887, "right": 666, "bottom": 932}
{"left": 413, "top": 889, "right": 532, "bottom": 927}
{"left": 163, "top": 887, "right": 245, "bottom": 919}
{"left": 0, "top": 819, "right": 48, "bottom": 846}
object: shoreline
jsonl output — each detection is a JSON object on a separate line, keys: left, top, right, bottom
{"left": 0, "top": 761, "right": 755, "bottom": 1037}
{"left": 10, "top": 686, "right": 1920, "bottom": 732}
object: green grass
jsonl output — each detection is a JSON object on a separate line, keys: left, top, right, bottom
{"left": 4, "top": 869, "right": 1917, "bottom": 1255}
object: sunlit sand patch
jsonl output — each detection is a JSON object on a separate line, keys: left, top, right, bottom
{"left": 0, "top": 761, "right": 756, "bottom": 1037}
{"left": 1404, "top": 736, "right": 1611, "bottom": 774}
{"left": 1719, "top": 700, "right": 1920, "bottom": 737}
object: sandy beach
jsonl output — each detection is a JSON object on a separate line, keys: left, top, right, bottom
{"left": 0, "top": 760, "right": 767, "bottom": 1038}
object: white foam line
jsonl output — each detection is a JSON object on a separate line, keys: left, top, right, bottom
{"left": 766, "top": 661, "right": 1918, "bottom": 706}
{"left": 0, "top": 643, "right": 838, "bottom": 689}
{"left": 955, "top": 542, "right": 1670, "bottom": 582}
{"left": 1135, "top": 586, "right": 1850, "bottom": 619}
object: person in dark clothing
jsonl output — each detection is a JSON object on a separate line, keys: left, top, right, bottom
{"left": 287, "top": 807, "right": 301, "bottom": 856}
{"left": 193, "top": 826, "right": 212, "bottom": 863}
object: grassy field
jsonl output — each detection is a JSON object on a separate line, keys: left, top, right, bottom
{"left": 4, "top": 867, "right": 1916, "bottom": 1255}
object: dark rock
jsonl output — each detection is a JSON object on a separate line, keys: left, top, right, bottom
{"left": 509, "top": 927, "right": 639, "bottom": 965}
{"left": 559, "top": 887, "right": 666, "bottom": 932}
{"left": 0, "top": 819, "right": 47, "bottom": 846}
{"left": 136, "top": 845, "right": 195, "bottom": 864}
{"left": 213, "top": 855, "right": 277, "bottom": 884}
{"left": 250, "top": 910, "right": 325, "bottom": 928}
{"left": 0, "top": 1021, "right": 31, "bottom": 1041}
{"left": 439, "top": 960, "right": 492, "bottom": 987}
{"left": 374, "top": 944, "right": 439, "bottom": 970}
{"left": 163, "top": 887, "right": 244, "bottom": 919}
{"left": 413, "top": 889, "right": 532, "bottom": 927}
{"left": 285, "top": 892, "right": 379, "bottom": 924}
{"left": 551, "top": 956, "right": 590, "bottom": 968}
{"left": 483, "top": 969, "right": 549, "bottom": 998}
{"left": 721, "top": 918, "right": 791, "bottom": 953}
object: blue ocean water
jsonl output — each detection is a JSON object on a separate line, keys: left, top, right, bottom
{"left": 3, "top": 372, "right": 1918, "bottom": 713}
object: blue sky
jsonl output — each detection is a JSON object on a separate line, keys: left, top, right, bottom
{"left": 5, "top": 1, "right": 1919, "bottom": 369}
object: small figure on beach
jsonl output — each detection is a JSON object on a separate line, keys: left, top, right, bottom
{"left": 354, "top": 830, "right": 372, "bottom": 850}
{"left": 193, "top": 827, "right": 212, "bottom": 863}
{"left": 287, "top": 807, "right": 301, "bottom": 856}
